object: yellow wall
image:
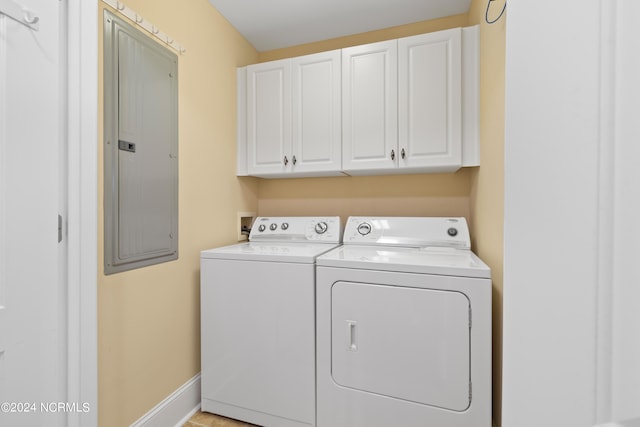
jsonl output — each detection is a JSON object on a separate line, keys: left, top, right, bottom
{"left": 97, "top": 0, "right": 259, "bottom": 425}
{"left": 467, "top": 1, "right": 505, "bottom": 425}
{"left": 259, "top": 14, "right": 468, "bottom": 62}
{"left": 258, "top": 171, "right": 473, "bottom": 221}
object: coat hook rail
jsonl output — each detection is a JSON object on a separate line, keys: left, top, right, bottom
{"left": 0, "top": 0, "right": 39, "bottom": 30}
{"left": 101, "top": 0, "right": 186, "bottom": 54}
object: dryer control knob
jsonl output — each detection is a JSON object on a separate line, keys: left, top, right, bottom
{"left": 447, "top": 227, "right": 458, "bottom": 237}
{"left": 270, "top": 223, "right": 278, "bottom": 231}
{"left": 315, "top": 222, "right": 328, "bottom": 234}
{"left": 281, "top": 222, "right": 289, "bottom": 230}
{"left": 357, "top": 222, "right": 372, "bottom": 236}
{"left": 258, "top": 224, "right": 266, "bottom": 232}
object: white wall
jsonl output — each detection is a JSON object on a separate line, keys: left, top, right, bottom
{"left": 502, "top": 0, "right": 640, "bottom": 425}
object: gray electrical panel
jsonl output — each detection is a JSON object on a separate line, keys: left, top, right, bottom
{"left": 103, "top": 10, "right": 178, "bottom": 274}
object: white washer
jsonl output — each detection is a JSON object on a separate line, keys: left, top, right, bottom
{"left": 200, "top": 216, "right": 341, "bottom": 427}
{"left": 316, "top": 217, "right": 492, "bottom": 427}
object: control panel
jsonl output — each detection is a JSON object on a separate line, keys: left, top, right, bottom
{"left": 249, "top": 217, "right": 341, "bottom": 243}
{"left": 343, "top": 217, "right": 471, "bottom": 249}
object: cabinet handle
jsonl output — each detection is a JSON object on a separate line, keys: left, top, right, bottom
{"left": 283, "top": 155, "right": 289, "bottom": 166}
{"left": 390, "top": 149, "right": 395, "bottom": 161}
{"left": 292, "top": 155, "right": 297, "bottom": 165}
{"left": 401, "top": 148, "right": 406, "bottom": 159}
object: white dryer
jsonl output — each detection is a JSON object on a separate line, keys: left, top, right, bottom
{"left": 200, "top": 216, "right": 341, "bottom": 427}
{"left": 316, "top": 217, "right": 492, "bottom": 427}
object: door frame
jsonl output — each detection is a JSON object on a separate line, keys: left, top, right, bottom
{"left": 502, "top": 0, "right": 640, "bottom": 426}
{"left": 66, "top": 1, "right": 98, "bottom": 426}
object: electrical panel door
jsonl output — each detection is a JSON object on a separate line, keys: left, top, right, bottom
{"left": 104, "top": 11, "right": 178, "bottom": 274}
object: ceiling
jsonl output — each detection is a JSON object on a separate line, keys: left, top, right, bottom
{"left": 207, "top": 0, "right": 472, "bottom": 52}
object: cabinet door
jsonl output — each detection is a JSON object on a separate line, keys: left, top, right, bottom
{"left": 247, "top": 59, "right": 291, "bottom": 175}
{"left": 398, "top": 29, "right": 462, "bottom": 172}
{"left": 342, "top": 40, "right": 398, "bottom": 173}
{"left": 291, "top": 50, "right": 342, "bottom": 175}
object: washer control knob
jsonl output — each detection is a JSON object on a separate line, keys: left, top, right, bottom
{"left": 315, "top": 222, "right": 328, "bottom": 235}
{"left": 357, "top": 222, "right": 372, "bottom": 236}
{"left": 281, "top": 222, "right": 289, "bottom": 230}
{"left": 447, "top": 227, "right": 458, "bottom": 237}
{"left": 270, "top": 223, "right": 278, "bottom": 231}
{"left": 258, "top": 224, "right": 266, "bottom": 232}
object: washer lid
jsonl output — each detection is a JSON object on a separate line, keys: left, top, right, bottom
{"left": 317, "top": 245, "right": 490, "bottom": 278}
{"left": 201, "top": 241, "right": 340, "bottom": 263}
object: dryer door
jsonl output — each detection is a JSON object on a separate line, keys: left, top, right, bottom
{"left": 331, "top": 281, "right": 471, "bottom": 411}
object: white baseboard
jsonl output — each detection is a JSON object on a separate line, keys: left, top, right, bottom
{"left": 130, "top": 373, "right": 201, "bottom": 427}
{"left": 596, "top": 420, "right": 640, "bottom": 427}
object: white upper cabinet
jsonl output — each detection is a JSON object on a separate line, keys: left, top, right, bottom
{"left": 342, "top": 40, "right": 398, "bottom": 172}
{"left": 343, "top": 28, "right": 464, "bottom": 175}
{"left": 244, "top": 50, "right": 343, "bottom": 178}
{"left": 398, "top": 28, "right": 462, "bottom": 173}
{"left": 246, "top": 59, "right": 291, "bottom": 176}
{"left": 291, "top": 50, "right": 342, "bottom": 175}
{"left": 237, "top": 26, "right": 479, "bottom": 178}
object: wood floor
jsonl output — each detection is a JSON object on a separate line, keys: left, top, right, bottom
{"left": 183, "top": 411, "right": 260, "bottom": 427}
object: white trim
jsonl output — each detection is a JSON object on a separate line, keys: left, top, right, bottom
{"left": 605, "top": 1, "right": 640, "bottom": 421}
{"left": 174, "top": 405, "right": 202, "bottom": 427}
{"left": 130, "top": 373, "right": 202, "bottom": 427}
{"left": 596, "top": 0, "right": 616, "bottom": 422}
{"left": 0, "top": 14, "right": 7, "bottom": 315}
{"left": 236, "top": 67, "right": 248, "bottom": 176}
{"left": 596, "top": 420, "right": 640, "bottom": 427}
{"left": 461, "top": 25, "right": 480, "bottom": 167}
{"left": 66, "top": 0, "right": 98, "bottom": 426}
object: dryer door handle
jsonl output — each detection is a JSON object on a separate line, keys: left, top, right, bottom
{"left": 347, "top": 320, "right": 358, "bottom": 352}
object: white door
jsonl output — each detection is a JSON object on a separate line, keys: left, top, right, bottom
{"left": 247, "top": 58, "right": 291, "bottom": 176}
{"left": 398, "top": 29, "right": 462, "bottom": 173}
{"left": 0, "top": 1, "right": 66, "bottom": 425}
{"left": 342, "top": 40, "right": 398, "bottom": 174}
{"left": 291, "top": 50, "right": 342, "bottom": 175}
